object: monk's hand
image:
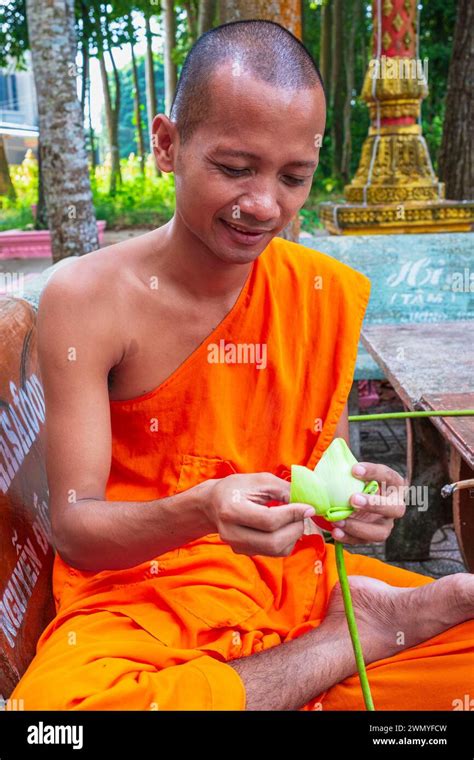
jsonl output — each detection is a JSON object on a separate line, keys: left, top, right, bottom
{"left": 329, "top": 462, "right": 407, "bottom": 546}
{"left": 206, "top": 472, "right": 314, "bottom": 557}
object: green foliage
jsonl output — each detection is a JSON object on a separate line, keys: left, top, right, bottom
{"left": 0, "top": 151, "right": 176, "bottom": 231}
{"left": 423, "top": 113, "right": 445, "bottom": 171}
{"left": 0, "top": 149, "right": 37, "bottom": 230}
{"left": 300, "top": 185, "right": 345, "bottom": 232}
{"left": 96, "top": 151, "right": 175, "bottom": 227}
{"left": 0, "top": 0, "right": 29, "bottom": 69}
{"left": 0, "top": 202, "right": 34, "bottom": 232}
{"left": 100, "top": 54, "right": 165, "bottom": 159}
{"left": 91, "top": 154, "right": 175, "bottom": 228}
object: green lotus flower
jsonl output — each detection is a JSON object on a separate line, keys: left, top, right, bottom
{"left": 290, "top": 437, "right": 378, "bottom": 522}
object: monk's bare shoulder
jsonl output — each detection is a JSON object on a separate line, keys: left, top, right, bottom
{"left": 38, "top": 230, "right": 162, "bottom": 369}
{"left": 46, "top": 229, "right": 159, "bottom": 294}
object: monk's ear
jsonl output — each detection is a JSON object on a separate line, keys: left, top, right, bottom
{"left": 152, "top": 114, "right": 177, "bottom": 173}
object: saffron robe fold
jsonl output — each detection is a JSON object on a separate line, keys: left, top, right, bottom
{"left": 11, "top": 237, "right": 474, "bottom": 710}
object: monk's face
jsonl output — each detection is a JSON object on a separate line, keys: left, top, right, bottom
{"left": 160, "top": 63, "right": 326, "bottom": 265}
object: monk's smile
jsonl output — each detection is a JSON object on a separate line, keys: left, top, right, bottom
{"left": 152, "top": 61, "right": 326, "bottom": 269}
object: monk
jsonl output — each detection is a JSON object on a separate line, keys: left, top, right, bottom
{"left": 11, "top": 19, "right": 474, "bottom": 711}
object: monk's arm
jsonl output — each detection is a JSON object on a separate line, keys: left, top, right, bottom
{"left": 57, "top": 485, "right": 219, "bottom": 571}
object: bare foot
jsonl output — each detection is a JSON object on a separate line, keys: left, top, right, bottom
{"left": 324, "top": 573, "right": 474, "bottom": 665}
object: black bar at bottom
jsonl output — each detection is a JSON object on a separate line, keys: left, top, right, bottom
{"left": 1, "top": 709, "right": 473, "bottom": 757}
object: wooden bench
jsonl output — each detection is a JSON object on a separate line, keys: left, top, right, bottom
{"left": 0, "top": 256, "right": 74, "bottom": 704}
{"left": 0, "top": 296, "right": 55, "bottom": 705}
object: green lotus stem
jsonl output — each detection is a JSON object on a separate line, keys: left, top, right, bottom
{"left": 332, "top": 477, "right": 378, "bottom": 711}
{"left": 348, "top": 409, "right": 474, "bottom": 422}
{"left": 335, "top": 540, "right": 375, "bottom": 711}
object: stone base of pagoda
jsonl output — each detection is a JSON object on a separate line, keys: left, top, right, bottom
{"left": 318, "top": 199, "right": 474, "bottom": 235}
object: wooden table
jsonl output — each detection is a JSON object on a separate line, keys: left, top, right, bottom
{"left": 361, "top": 321, "right": 474, "bottom": 570}
{"left": 421, "top": 392, "right": 474, "bottom": 571}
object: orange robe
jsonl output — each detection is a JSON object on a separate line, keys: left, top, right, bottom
{"left": 11, "top": 237, "right": 474, "bottom": 710}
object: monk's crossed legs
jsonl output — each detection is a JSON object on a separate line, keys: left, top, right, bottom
{"left": 10, "top": 546, "right": 474, "bottom": 711}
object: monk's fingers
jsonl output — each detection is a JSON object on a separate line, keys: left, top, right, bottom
{"left": 332, "top": 517, "right": 395, "bottom": 545}
{"left": 227, "top": 519, "right": 305, "bottom": 557}
{"left": 352, "top": 462, "right": 405, "bottom": 490}
{"left": 349, "top": 491, "right": 406, "bottom": 519}
{"left": 217, "top": 500, "right": 312, "bottom": 534}
{"left": 242, "top": 472, "right": 291, "bottom": 504}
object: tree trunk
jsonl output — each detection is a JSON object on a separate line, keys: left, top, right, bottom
{"left": 183, "top": 0, "right": 198, "bottom": 41}
{"left": 105, "top": 20, "right": 122, "bottom": 195}
{"left": 319, "top": 0, "right": 331, "bottom": 94}
{"left": 35, "top": 136, "right": 49, "bottom": 230}
{"left": 341, "top": 0, "right": 356, "bottom": 183}
{"left": 94, "top": 3, "right": 122, "bottom": 195}
{"left": 144, "top": 12, "right": 160, "bottom": 176}
{"left": 438, "top": 0, "right": 474, "bottom": 200}
{"left": 81, "top": 44, "right": 89, "bottom": 119}
{"left": 330, "top": 0, "right": 344, "bottom": 180}
{"left": 220, "top": 0, "right": 303, "bottom": 242}
{"left": 162, "top": 0, "right": 177, "bottom": 117}
{"left": 87, "top": 80, "right": 97, "bottom": 173}
{"left": 80, "top": 0, "right": 94, "bottom": 170}
{"left": 221, "top": 0, "right": 302, "bottom": 39}
{"left": 99, "top": 54, "right": 120, "bottom": 194}
{"left": 358, "top": 0, "right": 367, "bottom": 74}
{"left": 0, "top": 137, "right": 16, "bottom": 201}
{"left": 129, "top": 17, "right": 146, "bottom": 176}
{"left": 25, "top": 0, "right": 98, "bottom": 261}
{"left": 198, "top": 0, "right": 216, "bottom": 37}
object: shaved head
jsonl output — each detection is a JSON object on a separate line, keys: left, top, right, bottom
{"left": 169, "top": 19, "right": 326, "bottom": 147}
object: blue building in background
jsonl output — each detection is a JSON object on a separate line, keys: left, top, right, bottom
{"left": 0, "top": 52, "right": 38, "bottom": 166}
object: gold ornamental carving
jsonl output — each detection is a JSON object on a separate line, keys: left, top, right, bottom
{"left": 392, "top": 12, "right": 403, "bottom": 32}
{"left": 382, "top": 31, "right": 392, "bottom": 51}
{"left": 319, "top": 36, "right": 474, "bottom": 234}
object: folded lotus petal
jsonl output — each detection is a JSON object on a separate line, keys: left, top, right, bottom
{"left": 290, "top": 438, "right": 370, "bottom": 523}
{"left": 290, "top": 465, "right": 330, "bottom": 516}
